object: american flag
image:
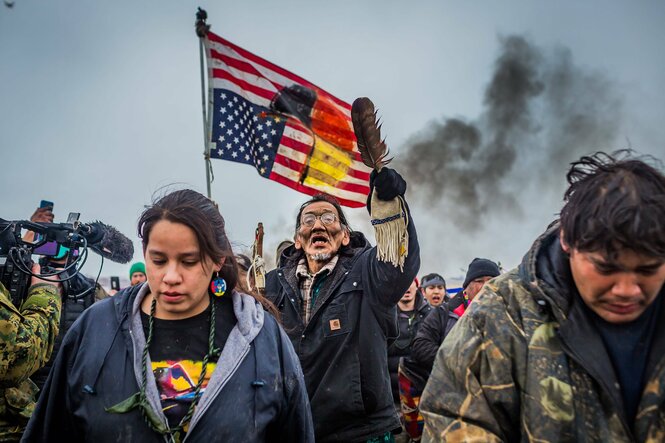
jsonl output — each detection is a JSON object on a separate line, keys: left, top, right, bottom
{"left": 203, "top": 31, "right": 371, "bottom": 208}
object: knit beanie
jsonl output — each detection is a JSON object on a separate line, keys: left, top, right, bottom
{"left": 463, "top": 258, "right": 500, "bottom": 289}
{"left": 129, "top": 262, "right": 146, "bottom": 278}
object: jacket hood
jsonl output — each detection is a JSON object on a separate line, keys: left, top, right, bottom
{"left": 518, "top": 222, "right": 575, "bottom": 320}
{"left": 113, "top": 282, "right": 143, "bottom": 318}
{"left": 280, "top": 230, "right": 371, "bottom": 268}
{"left": 115, "top": 283, "right": 265, "bottom": 439}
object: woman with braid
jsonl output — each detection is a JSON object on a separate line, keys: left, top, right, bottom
{"left": 23, "top": 190, "right": 314, "bottom": 442}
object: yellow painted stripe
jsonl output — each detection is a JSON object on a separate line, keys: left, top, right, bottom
{"left": 307, "top": 168, "right": 340, "bottom": 187}
{"left": 309, "top": 157, "right": 347, "bottom": 181}
{"left": 303, "top": 174, "right": 337, "bottom": 191}
{"left": 312, "top": 138, "right": 353, "bottom": 166}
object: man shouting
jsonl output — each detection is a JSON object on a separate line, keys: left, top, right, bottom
{"left": 266, "top": 167, "right": 420, "bottom": 442}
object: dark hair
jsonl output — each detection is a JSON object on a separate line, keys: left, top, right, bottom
{"left": 275, "top": 240, "right": 294, "bottom": 268}
{"left": 560, "top": 151, "right": 665, "bottom": 258}
{"left": 294, "top": 193, "right": 352, "bottom": 236}
{"left": 138, "top": 189, "right": 278, "bottom": 316}
{"left": 420, "top": 272, "right": 447, "bottom": 289}
{"left": 235, "top": 254, "right": 252, "bottom": 272}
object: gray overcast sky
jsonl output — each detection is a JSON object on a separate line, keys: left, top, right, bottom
{"left": 1, "top": 1, "right": 664, "bottom": 286}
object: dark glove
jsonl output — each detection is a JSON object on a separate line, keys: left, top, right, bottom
{"left": 373, "top": 167, "right": 406, "bottom": 200}
{"left": 366, "top": 167, "right": 407, "bottom": 211}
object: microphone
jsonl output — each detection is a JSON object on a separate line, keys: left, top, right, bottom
{"left": 78, "top": 221, "right": 135, "bottom": 264}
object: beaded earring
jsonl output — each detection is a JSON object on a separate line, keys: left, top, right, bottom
{"left": 210, "top": 271, "right": 227, "bottom": 297}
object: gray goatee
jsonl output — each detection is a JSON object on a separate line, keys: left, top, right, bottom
{"left": 308, "top": 252, "right": 332, "bottom": 262}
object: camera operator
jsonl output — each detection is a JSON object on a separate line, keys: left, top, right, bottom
{"left": 25, "top": 206, "right": 109, "bottom": 391}
{"left": 0, "top": 263, "right": 61, "bottom": 441}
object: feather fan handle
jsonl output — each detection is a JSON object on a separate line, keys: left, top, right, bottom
{"left": 351, "top": 97, "right": 392, "bottom": 171}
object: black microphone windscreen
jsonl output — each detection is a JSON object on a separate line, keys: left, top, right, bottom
{"left": 86, "top": 221, "right": 134, "bottom": 264}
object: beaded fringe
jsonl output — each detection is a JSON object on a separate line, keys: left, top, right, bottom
{"left": 370, "top": 191, "right": 408, "bottom": 271}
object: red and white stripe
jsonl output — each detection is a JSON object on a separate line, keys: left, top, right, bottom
{"left": 204, "top": 32, "right": 371, "bottom": 208}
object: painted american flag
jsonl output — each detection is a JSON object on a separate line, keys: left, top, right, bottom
{"left": 203, "top": 31, "right": 371, "bottom": 208}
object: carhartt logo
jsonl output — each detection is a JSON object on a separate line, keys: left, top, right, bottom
{"left": 329, "top": 319, "right": 341, "bottom": 330}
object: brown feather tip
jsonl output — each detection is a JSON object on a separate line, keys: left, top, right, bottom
{"left": 351, "top": 97, "right": 392, "bottom": 171}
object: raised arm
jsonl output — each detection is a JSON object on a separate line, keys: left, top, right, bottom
{"left": 363, "top": 168, "right": 420, "bottom": 307}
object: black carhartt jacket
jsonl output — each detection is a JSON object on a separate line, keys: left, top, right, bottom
{"left": 265, "top": 216, "right": 419, "bottom": 442}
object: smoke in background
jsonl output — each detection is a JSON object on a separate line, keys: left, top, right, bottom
{"left": 396, "top": 35, "right": 623, "bottom": 232}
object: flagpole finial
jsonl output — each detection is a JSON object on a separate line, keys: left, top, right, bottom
{"left": 195, "top": 7, "right": 210, "bottom": 38}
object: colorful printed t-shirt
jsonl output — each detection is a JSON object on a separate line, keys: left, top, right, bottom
{"left": 141, "top": 295, "right": 236, "bottom": 431}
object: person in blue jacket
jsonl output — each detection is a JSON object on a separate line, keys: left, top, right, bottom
{"left": 266, "top": 167, "right": 420, "bottom": 443}
{"left": 23, "top": 189, "right": 314, "bottom": 442}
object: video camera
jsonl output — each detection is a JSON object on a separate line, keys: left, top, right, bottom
{"left": 0, "top": 213, "right": 134, "bottom": 308}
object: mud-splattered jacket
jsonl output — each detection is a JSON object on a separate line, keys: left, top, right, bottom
{"left": 0, "top": 282, "right": 61, "bottom": 441}
{"left": 420, "top": 224, "right": 665, "bottom": 442}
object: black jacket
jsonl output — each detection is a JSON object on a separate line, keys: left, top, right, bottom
{"left": 410, "top": 303, "right": 460, "bottom": 375}
{"left": 387, "top": 290, "right": 431, "bottom": 403}
{"left": 23, "top": 284, "right": 314, "bottom": 442}
{"left": 265, "top": 215, "right": 419, "bottom": 442}
{"left": 31, "top": 276, "right": 105, "bottom": 390}
{"left": 446, "top": 290, "right": 468, "bottom": 316}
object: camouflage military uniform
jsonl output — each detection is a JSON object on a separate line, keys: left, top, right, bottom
{"left": 0, "top": 282, "right": 61, "bottom": 441}
{"left": 420, "top": 225, "right": 665, "bottom": 442}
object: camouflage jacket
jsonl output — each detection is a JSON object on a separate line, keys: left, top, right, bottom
{"left": 0, "top": 282, "right": 61, "bottom": 441}
{"left": 420, "top": 225, "right": 665, "bottom": 442}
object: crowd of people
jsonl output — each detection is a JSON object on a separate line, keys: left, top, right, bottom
{"left": 1, "top": 151, "right": 664, "bottom": 442}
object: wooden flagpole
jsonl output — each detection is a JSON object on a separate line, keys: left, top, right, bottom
{"left": 252, "top": 222, "right": 266, "bottom": 295}
{"left": 196, "top": 8, "right": 213, "bottom": 199}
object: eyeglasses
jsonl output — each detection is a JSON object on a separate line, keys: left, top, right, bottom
{"left": 300, "top": 212, "right": 338, "bottom": 227}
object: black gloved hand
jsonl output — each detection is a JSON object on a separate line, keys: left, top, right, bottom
{"left": 366, "top": 167, "right": 407, "bottom": 211}
{"left": 373, "top": 167, "right": 406, "bottom": 200}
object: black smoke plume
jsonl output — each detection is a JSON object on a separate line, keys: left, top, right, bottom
{"left": 396, "top": 35, "right": 623, "bottom": 232}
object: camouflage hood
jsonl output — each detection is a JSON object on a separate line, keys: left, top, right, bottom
{"left": 517, "top": 221, "right": 574, "bottom": 323}
{"left": 419, "top": 222, "right": 665, "bottom": 442}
